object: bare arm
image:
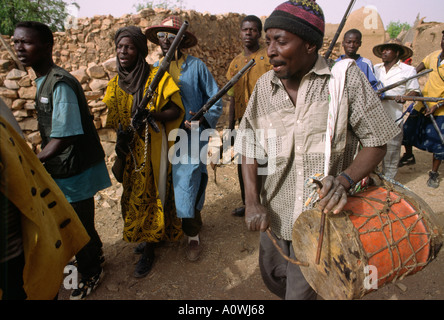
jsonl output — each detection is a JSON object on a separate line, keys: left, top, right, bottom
{"left": 151, "top": 101, "right": 182, "bottom": 123}
{"left": 317, "top": 145, "right": 387, "bottom": 214}
{"left": 416, "top": 62, "right": 426, "bottom": 73}
{"left": 241, "top": 156, "right": 269, "bottom": 231}
{"left": 228, "top": 96, "right": 236, "bottom": 130}
{"left": 37, "top": 136, "right": 78, "bottom": 162}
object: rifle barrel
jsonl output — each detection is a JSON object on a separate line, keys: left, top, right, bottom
{"left": 131, "top": 21, "right": 189, "bottom": 132}
{"left": 421, "top": 96, "right": 444, "bottom": 144}
{"left": 190, "top": 59, "right": 256, "bottom": 121}
{"left": 377, "top": 69, "right": 432, "bottom": 95}
{"left": 324, "top": 0, "right": 356, "bottom": 59}
{"left": 383, "top": 95, "right": 444, "bottom": 103}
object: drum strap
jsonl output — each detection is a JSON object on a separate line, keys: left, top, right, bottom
{"left": 325, "top": 59, "right": 355, "bottom": 176}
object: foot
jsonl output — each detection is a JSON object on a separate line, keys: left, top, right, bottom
{"left": 134, "top": 253, "right": 154, "bottom": 278}
{"left": 69, "top": 268, "right": 104, "bottom": 300}
{"left": 68, "top": 249, "right": 106, "bottom": 268}
{"left": 186, "top": 239, "right": 203, "bottom": 262}
{"left": 398, "top": 153, "right": 415, "bottom": 167}
{"left": 231, "top": 207, "right": 245, "bottom": 217}
{"left": 427, "top": 171, "right": 440, "bottom": 188}
{"left": 134, "top": 242, "right": 146, "bottom": 255}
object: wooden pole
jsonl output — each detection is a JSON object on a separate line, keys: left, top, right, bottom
{"left": 0, "top": 34, "right": 25, "bottom": 71}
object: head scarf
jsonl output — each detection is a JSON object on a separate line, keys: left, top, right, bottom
{"left": 114, "top": 26, "right": 150, "bottom": 114}
{"left": 264, "top": 0, "right": 325, "bottom": 50}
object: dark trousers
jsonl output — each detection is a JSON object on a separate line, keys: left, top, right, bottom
{"left": 71, "top": 197, "right": 102, "bottom": 278}
{"left": 237, "top": 163, "right": 245, "bottom": 205}
{"left": 182, "top": 172, "right": 206, "bottom": 237}
{"left": 259, "top": 231, "right": 317, "bottom": 300}
{"left": 182, "top": 209, "right": 202, "bottom": 237}
{"left": 0, "top": 252, "right": 27, "bottom": 300}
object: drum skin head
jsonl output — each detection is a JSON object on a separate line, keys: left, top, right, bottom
{"left": 292, "top": 208, "right": 368, "bottom": 300}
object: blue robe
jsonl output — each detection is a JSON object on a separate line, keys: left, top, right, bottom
{"left": 155, "top": 55, "right": 222, "bottom": 218}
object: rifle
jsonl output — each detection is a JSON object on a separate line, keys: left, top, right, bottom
{"left": 420, "top": 94, "right": 444, "bottom": 144}
{"left": 131, "top": 21, "right": 189, "bottom": 133}
{"left": 324, "top": 0, "right": 356, "bottom": 59}
{"left": 383, "top": 95, "right": 444, "bottom": 103}
{"left": 395, "top": 95, "right": 444, "bottom": 144}
{"left": 190, "top": 58, "right": 256, "bottom": 122}
{"left": 376, "top": 69, "right": 432, "bottom": 95}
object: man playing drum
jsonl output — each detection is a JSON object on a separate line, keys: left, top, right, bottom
{"left": 234, "top": 0, "right": 400, "bottom": 300}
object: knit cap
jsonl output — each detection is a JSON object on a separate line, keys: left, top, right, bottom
{"left": 264, "top": 0, "right": 325, "bottom": 49}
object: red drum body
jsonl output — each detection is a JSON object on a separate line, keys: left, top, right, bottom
{"left": 292, "top": 185, "right": 442, "bottom": 300}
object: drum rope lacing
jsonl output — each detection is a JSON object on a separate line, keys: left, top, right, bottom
{"left": 269, "top": 173, "right": 435, "bottom": 273}
{"left": 350, "top": 186, "right": 433, "bottom": 283}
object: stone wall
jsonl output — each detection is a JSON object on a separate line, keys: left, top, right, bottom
{"left": 0, "top": 8, "right": 341, "bottom": 152}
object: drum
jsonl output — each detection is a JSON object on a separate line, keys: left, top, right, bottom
{"left": 292, "top": 184, "right": 443, "bottom": 300}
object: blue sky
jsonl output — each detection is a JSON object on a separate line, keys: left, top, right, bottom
{"left": 72, "top": 0, "right": 444, "bottom": 27}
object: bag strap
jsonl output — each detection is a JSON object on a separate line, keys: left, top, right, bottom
{"left": 437, "top": 53, "right": 444, "bottom": 82}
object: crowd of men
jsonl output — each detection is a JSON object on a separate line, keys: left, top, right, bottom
{"left": 1, "top": 0, "right": 443, "bottom": 301}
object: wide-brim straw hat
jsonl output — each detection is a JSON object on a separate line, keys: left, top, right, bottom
{"left": 145, "top": 16, "right": 198, "bottom": 48}
{"left": 373, "top": 39, "right": 413, "bottom": 61}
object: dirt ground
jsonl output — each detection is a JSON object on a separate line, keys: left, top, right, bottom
{"left": 58, "top": 146, "right": 444, "bottom": 301}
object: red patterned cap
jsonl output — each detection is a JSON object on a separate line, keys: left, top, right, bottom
{"left": 264, "top": 0, "right": 325, "bottom": 49}
{"left": 145, "top": 16, "right": 197, "bottom": 48}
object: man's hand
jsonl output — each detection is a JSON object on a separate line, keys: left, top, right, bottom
{"left": 245, "top": 202, "right": 269, "bottom": 232}
{"left": 184, "top": 111, "right": 203, "bottom": 129}
{"left": 394, "top": 95, "right": 406, "bottom": 104}
{"left": 317, "top": 175, "right": 348, "bottom": 214}
{"left": 115, "top": 124, "right": 133, "bottom": 159}
{"left": 425, "top": 101, "right": 443, "bottom": 116}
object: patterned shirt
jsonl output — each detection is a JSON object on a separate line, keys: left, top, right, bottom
{"left": 234, "top": 56, "right": 400, "bottom": 240}
{"left": 336, "top": 54, "right": 380, "bottom": 91}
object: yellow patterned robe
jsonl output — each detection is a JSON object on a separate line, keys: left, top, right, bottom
{"left": 0, "top": 117, "right": 90, "bottom": 300}
{"left": 103, "top": 67, "right": 184, "bottom": 243}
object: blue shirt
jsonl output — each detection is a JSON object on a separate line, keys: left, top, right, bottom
{"left": 35, "top": 77, "right": 111, "bottom": 203}
{"left": 336, "top": 55, "right": 381, "bottom": 91}
{"left": 154, "top": 55, "right": 222, "bottom": 128}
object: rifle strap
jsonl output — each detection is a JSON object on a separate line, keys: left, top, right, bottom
{"left": 437, "top": 54, "right": 444, "bottom": 82}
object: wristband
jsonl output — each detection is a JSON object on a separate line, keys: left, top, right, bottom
{"left": 339, "top": 172, "right": 356, "bottom": 189}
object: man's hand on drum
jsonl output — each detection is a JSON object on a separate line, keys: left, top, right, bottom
{"left": 245, "top": 202, "right": 269, "bottom": 232}
{"left": 317, "top": 176, "right": 348, "bottom": 214}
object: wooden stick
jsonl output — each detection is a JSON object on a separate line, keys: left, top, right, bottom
{"left": 0, "top": 34, "right": 25, "bottom": 71}
{"left": 382, "top": 95, "right": 444, "bottom": 103}
{"left": 309, "top": 178, "right": 326, "bottom": 265}
{"left": 266, "top": 229, "right": 309, "bottom": 267}
{"left": 377, "top": 69, "right": 432, "bottom": 95}
{"left": 315, "top": 211, "right": 326, "bottom": 265}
